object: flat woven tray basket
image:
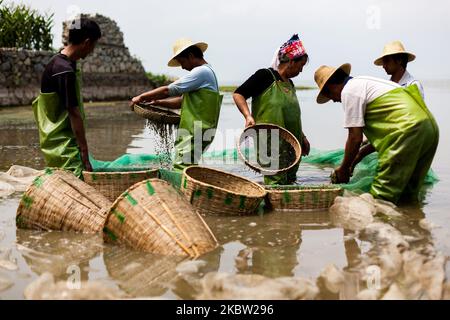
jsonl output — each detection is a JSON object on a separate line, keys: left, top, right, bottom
{"left": 83, "top": 169, "right": 159, "bottom": 202}
{"left": 265, "top": 185, "right": 343, "bottom": 211}
{"left": 16, "top": 168, "right": 111, "bottom": 233}
{"left": 238, "top": 123, "right": 302, "bottom": 175}
{"left": 103, "top": 178, "right": 218, "bottom": 258}
{"left": 133, "top": 103, "right": 180, "bottom": 125}
{"left": 181, "top": 166, "right": 267, "bottom": 216}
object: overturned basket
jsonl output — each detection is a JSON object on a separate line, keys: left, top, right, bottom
{"left": 182, "top": 166, "right": 267, "bottom": 216}
{"left": 265, "top": 185, "right": 343, "bottom": 211}
{"left": 133, "top": 103, "right": 180, "bottom": 125}
{"left": 238, "top": 123, "right": 302, "bottom": 175}
{"left": 83, "top": 169, "right": 159, "bottom": 202}
{"left": 16, "top": 168, "right": 111, "bottom": 233}
{"left": 103, "top": 179, "right": 218, "bottom": 258}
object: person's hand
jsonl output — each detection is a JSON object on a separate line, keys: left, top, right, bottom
{"left": 245, "top": 115, "right": 255, "bottom": 128}
{"left": 349, "top": 152, "right": 363, "bottom": 175}
{"left": 301, "top": 135, "right": 310, "bottom": 156}
{"left": 129, "top": 95, "right": 142, "bottom": 110}
{"left": 148, "top": 100, "right": 160, "bottom": 106}
{"left": 80, "top": 151, "right": 93, "bottom": 172}
{"left": 83, "top": 160, "right": 93, "bottom": 172}
{"left": 332, "top": 166, "right": 351, "bottom": 184}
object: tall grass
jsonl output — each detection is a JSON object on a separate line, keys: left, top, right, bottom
{"left": 0, "top": 0, "right": 54, "bottom": 50}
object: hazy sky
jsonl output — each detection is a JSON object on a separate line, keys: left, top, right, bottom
{"left": 16, "top": 0, "right": 450, "bottom": 84}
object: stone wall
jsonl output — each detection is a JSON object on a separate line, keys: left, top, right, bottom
{"left": 0, "top": 14, "right": 152, "bottom": 106}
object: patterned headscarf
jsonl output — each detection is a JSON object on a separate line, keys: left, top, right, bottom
{"left": 278, "top": 34, "right": 307, "bottom": 63}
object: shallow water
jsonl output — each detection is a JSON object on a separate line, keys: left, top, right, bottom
{"left": 1, "top": 84, "right": 449, "bottom": 299}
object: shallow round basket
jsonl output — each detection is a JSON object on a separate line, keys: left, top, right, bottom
{"left": 82, "top": 169, "right": 159, "bottom": 202}
{"left": 133, "top": 103, "right": 180, "bottom": 125}
{"left": 238, "top": 123, "right": 302, "bottom": 175}
{"left": 181, "top": 166, "right": 267, "bottom": 216}
{"left": 103, "top": 178, "right": 218, "bottom": 258}
{"left": 16, "top": 168, "right": 111, "bottom": 233}
{"left": 265, "top": 185, "right": 343, "bottom": 211}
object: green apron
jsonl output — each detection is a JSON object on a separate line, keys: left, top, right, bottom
{"left": 32, "top": 67, "right": 85, "bottom": 178}
{"left": 251, "top": 69, "right": 302, "bottom": 185}
{"left": 363, "top": 84, "right": 439, "bottom": 203}
{"left": 173, "top": 88, "right": 223, "bottom": 171}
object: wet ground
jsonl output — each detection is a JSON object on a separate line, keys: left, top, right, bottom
{"left": 1, "top": 85, "right": 450, "bottom": 299}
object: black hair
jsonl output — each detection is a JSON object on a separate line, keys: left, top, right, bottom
{"left": 327, "top": 68, "right": 349, "bottom": 85}
{"left": 68, "top": 18, "right": 102, "bottom": 45}
{"left": 293, "top": 53, "right": 309, "bottom": 64}
{"left": 392, "top": 53, "right": 409, "bottom": 69}
{"left": 176, "top": 45, "right": 204, "bottom": 59}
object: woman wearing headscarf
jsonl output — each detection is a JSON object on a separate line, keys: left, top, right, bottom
{"left": 233, "top": 34, "right": 310, "bottom": 185}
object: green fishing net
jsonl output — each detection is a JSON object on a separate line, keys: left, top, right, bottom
{"left": 90, "top": 154, "right": 163, "bottom": 172}
{"left": 303, "top": 148, "right": 439, "bottom": 192}
{"left": 88, "top": 147, "right": 438, "bottom": 193}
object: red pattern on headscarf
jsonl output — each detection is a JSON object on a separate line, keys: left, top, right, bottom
{"left": 278, "top": 34, "right": 306, "bottom": 62}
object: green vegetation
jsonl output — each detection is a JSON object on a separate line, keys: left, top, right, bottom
{"left": 219, "top": 85, "right": 316, "bottom": 92}
{"left": 295, "top": 85, "right": 316, "bottom": 90}
{"left": 219, "top": 86, "right": 238, "bottom": 92}
{"left": 146, "top": 72, "right": 174, "bottom": 87}
{"left": 0, "top": 0, "right": 54, "bottom": 50}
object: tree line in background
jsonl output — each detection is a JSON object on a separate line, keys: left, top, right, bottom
{"left": 0, "top": 0, "right": 54, "bottom": 50}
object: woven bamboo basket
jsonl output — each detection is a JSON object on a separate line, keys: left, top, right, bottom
{"left": 103, "top": 178, "right": 218, "bottom": 257}
{"left": 103, "top": 246, "right": 185, "bottom": 297}
{"left": 265, "top": 185, "right": 343, "bottom": 211}
{"left": 181, "top": 166, "right": 267, "bottom": 216}
{"left": 133, "top": 103, "right": 180, "bottom": 125}
{"left": 16, "top": 168, "right": 111, "bottom": 233}
{"left": 238, "top": 123, "right": 302, "bottom": 175}
{"left": 82, "top": 169, "right": 159, "bottom": 202}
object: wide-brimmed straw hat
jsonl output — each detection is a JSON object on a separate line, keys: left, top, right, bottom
{"left": 374, "top": 40, "right": 416, "bottom": 66}
{"left": 314, "top": 63, "right": 351, "bottom": 104}
{"left": 167, "top": 38, "right": 208, "bottom": 67}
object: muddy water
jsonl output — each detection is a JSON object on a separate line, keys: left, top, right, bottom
{"left": 1, "top": 84, "right": 449, "bottom": 299}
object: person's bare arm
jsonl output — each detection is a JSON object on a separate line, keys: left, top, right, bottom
{"left": 68, "top": 106, "right": 92, "bottom": 171}
{"left": 333, "top": 127, "right": 363, "bottom": 183}
{"left": 149, "top": 96, "right": 183, "bottom": 109}
{"left": 301, "top": 133, "right": 310, "bottom": 156}
{"left": 130, "top": 86, "right": 170, "bottom": 107}
{"left": 350, "top": 143, "right": 376, "bottom": 174}
{"left": 233, "top": 93, "right": 255, "bottom": 127}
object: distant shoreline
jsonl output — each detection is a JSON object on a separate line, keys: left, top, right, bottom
{"left": 219, "top": 85, "right": 316, "bottom": 92}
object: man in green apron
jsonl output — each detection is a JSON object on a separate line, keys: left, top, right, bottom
{"left": 233, "top": 34, "right": 310, "bottom": 185}
{"left": 33, "top": 18, "right": 101, "bottom": 178}
{"left": 350, "top": 41, "right": 426, "bottom": 170}
{"left": 314, "top": 63, "right": 439, "bottom": 204}
{"left": 131, "top": 38, "right": 222, "bottom": 171}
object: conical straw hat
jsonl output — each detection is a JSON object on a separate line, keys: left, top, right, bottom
{"left": 167, "top": 38, "right": 208, "bottom": 67}
{"left": 314, "top": 63, "right": 351, "bottom": 104}
{"left": 374, "top": 40, "right": 416, "bottom": 66}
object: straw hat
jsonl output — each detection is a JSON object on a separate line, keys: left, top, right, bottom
{"left": 314, "top": 63, "right": 351, "bottom": 104}
{"left": 374, "top": 41, "right": 416, "bottom": 66}
{"left": 167, "top": 38, "right": 208, "bottom": 67}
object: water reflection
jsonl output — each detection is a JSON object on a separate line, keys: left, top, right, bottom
{"left": 0, "top": 104, "right": 147, "bottom": 171}
{"left": 203, "top": 211, "right": 333, "bottom": 278}
{"left": 102, "top": 245, "right": 185, "bottom": 298}
{"left": 16, "top": 229, "right": 103, "bottom": 282}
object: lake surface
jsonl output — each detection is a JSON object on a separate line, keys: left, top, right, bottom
{"left": 1, "top": 84, "right": 449, "bottom": 299}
